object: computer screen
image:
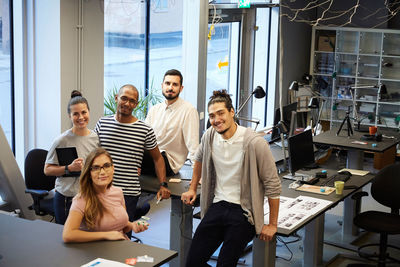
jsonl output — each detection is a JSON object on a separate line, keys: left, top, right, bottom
{"left": 288, "top": 129, "right": 315, "bottom": 176}
{"left": 0, "top": 125, "right": 35, "bottom": 219}
{"left": 270, "top": 102, "right": 298, "bottom": 142}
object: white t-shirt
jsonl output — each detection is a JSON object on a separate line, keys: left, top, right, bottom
{"left": 212, "top": 125, "right": 245, "bottom": 204}
{"left": 45, "top": 129, "right": 99, "bottom": 197}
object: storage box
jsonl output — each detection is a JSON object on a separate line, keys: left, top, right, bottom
{"left": 374, "top": 146, "right": 396, "bottom": 170}
{"left": 318, "top": 35, "right": 335, "bottom": 52}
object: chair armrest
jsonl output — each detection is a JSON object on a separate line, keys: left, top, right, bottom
{"left": 351, "top": 191, "right": 368, "bottom": 201}
{"left": 25, "top": 189, "right": 49, "bottom": 197}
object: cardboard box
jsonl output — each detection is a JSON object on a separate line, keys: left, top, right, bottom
{"left": 318, "top": 35, "right": 335, "bottom": 52}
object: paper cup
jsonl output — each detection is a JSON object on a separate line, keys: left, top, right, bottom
{"left": 334, "top": 181, "right": 345, "bottom": 195}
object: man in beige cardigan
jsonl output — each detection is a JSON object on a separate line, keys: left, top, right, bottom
{"left": 181, "top": 90, "right": 281, "bottom": 267}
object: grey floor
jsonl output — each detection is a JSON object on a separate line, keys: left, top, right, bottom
{"left": 38, "top": 151, "right": 400, "bottom": 266}
{"left": 130, "top": 151, "right": 400, "bottom": 266}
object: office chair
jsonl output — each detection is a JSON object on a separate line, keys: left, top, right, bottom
{"left": 350, "top": 163, "right": 400, "bottom": 267}
{"left": 24, "top": 149, "right": 56, "bottom": 217}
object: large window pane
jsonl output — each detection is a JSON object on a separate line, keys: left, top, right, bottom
{"left": 0, "top": 0, "right": 12, "bottom": 149}
{"left": 149, "top": 1, "right": 183, "bottom": 91}
{"left": 104, "top": 0, "right": 146, "bottom": 112}
{"left": 206, "top": 22, "right": 240, "bottom": 116}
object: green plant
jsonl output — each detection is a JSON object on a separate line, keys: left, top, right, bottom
{"left": 103, "top": 80, "right": 163, "bottom": 120}
{"left": 104, "top": 85, "right": 119, "bottom": 116}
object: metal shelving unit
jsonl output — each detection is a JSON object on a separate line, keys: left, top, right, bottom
{"left": 310, "top": 26, "right": 400, "bottom": 130}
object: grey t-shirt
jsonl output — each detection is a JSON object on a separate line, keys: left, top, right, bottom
{"left": 45, "top": 129, "right": 99, "bottom": 197}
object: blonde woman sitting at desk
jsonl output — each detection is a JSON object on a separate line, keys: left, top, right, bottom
{"left": 63, "top": 148, "right": 148, "bottom": 243}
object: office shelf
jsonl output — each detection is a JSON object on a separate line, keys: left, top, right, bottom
{"left": 310, "top": 26, "right": 400, "bottom": 129}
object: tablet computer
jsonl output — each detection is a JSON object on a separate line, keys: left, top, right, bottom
{"left": 55, "top": 147, "right": 81, "bottom": 177}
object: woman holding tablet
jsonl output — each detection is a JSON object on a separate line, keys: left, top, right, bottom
{"left": 44, "top": 91, "right": 99, "bottom": 224}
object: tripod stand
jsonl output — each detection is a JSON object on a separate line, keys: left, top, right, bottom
{"left": 336, "top": 106, "right": 354, "bottom": 137}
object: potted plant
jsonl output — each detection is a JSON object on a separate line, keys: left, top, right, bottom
{"left": 104, "top": 79, "right": 163, "bottom": 120}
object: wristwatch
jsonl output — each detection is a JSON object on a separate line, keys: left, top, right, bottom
{"left": 160, "top": 182, "right": 168, "bottom": 188}
{"left": 65, "top": 165, "right": 70, "bottom": 175}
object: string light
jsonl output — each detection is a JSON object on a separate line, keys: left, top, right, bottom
{"left": 281, "top": 0, "right": 400, "bottom": 28}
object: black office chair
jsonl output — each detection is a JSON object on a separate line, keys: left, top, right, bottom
{"left": 24, "top": 149, "right": 56, "bottom": 218}
{"left": 350, "top": 163, "right": 400, "bottom": 267}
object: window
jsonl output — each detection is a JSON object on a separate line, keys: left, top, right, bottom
{"left": 152, "top": 0, "right": 169, "bottom": 12}
{"left": 104, "top": 0, "right": 146, "bottom": 104}
{"left": 148, "top": 0, "right": 183, "bottom": 93}
{"left": 0, "top": 1, "right": 13, "bottom": 150}
{"left": 104, "top": 0, "right": 183, "bottom": 113}
{"left": 104, "top": 1, "right": 279, "bottom": 127}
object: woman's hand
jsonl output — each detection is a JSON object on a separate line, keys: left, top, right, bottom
{"left": 131, "top": 221, "right": 149, "bottom": 233}
{"left": 69, "top": 157, "right": 84, "bottom": 172}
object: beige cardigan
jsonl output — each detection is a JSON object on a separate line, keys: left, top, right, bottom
{"left": 195, "top": 127, "right": 281, "bottom": 235}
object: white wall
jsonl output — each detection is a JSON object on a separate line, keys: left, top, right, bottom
{"left": 60, "top": 0, "right": 104, "bottom": 131}
{"left": 14, "top": 0, "right": 104, "bottom": 168}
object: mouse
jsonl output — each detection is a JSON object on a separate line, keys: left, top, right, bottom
{"left": 338, "top": 170, "right": 352, "bottom": 176}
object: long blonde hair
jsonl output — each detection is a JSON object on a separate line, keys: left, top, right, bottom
{"left": 79, "top": 147, "right": 113, "bottom": 229}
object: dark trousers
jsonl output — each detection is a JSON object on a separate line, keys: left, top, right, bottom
{"left": 141, "top": 150, "right": 175, "bottom": 176}
{"left": 186, "top": 201, "right": 256, "bottom": 267}
{"left": 54, "top": 191, "right": 73, "bottom": 225}
{"left": 124, "top": 195, "right": 139, "bottom": 239}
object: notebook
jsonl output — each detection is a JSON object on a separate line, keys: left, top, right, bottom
{"left": 55, "top": 147, "right": 81, "bottom": 177}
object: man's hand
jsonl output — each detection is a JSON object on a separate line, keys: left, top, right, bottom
{"left": 157, "top": 186, "right": 171, "bottom": 200}
{"left": 259, "top": 224, "right": 277, "bottom": 242}
{"left": 181, "top": 189, "right": 197, "bottom": 205}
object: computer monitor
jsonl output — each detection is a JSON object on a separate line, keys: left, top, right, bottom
{"left": 0, "top": 125, "right": 35, "bottom": 219}
{"left": 270, "top": 102, "right": 298, "bottom": 142}
{"left": 286, "top": 129, "right": 315, "bottom": 179}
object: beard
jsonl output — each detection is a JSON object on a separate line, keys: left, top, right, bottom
{"left": 163, "top": 90, "right": 180, "bottom": 100}
{"left": 214, "top": 124, "right": 230, "bottom": 135}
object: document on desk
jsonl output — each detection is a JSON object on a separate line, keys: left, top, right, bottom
{"left": 81, "top": 258, "right": 130, "bottom": 267}
{"left": 264, "top": 196, "right": 332, "bottom": 230}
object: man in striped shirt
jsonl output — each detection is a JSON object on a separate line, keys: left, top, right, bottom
{"left": 95, "top": 84, "right": 170, "bottom": 233}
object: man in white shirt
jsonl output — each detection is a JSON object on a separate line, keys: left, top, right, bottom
{"left": 143, "top": 69, "right": 199, "bottom": 176}
{"left": 181, "top": 90, "right": 281, "bottom": 266}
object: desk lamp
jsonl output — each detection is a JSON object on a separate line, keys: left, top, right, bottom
{"left": 235, "top": 86, "right": 266, "bottom": 130}
{"left": 289, "top": 80, "right": 322, "bottom": 97}
{"left": 349, "top": 83, "right": 385, "bottom": 131}
{"left": 308, "top": 97, "right": 325, "bottom": 136}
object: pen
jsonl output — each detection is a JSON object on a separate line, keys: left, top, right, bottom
{"left": 156, "top": 197, "right": 162, "bottom": 204}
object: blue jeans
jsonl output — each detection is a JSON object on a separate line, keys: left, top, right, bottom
{"left": 124, "top": 195, "right": 139, "bottom": 239}
{"left": 186, "top": 201, "right": 256, "bottom": 267}
{"left": 54, "top": 191, "right": 73, "bottom": 225}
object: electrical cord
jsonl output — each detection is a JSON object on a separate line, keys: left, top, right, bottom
{"left": 275, "top": 233, "right": 302, "bottom": 261}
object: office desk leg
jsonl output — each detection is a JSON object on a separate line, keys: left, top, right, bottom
{"left": 252, "top": 236, "right": 276, "bottom": 267}
{"left": 343, "top": 195, "right": 359, "bottom": 237}
{"left": 170, "top": 198, "right": 193, "bottom": 267}
{"left": 303, "top": 214, "right": 324, "bottom": 267}
{"left": 346, "top": 150, "right": 364, "bottom": 170}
